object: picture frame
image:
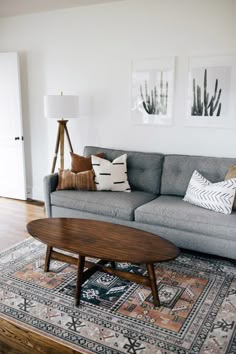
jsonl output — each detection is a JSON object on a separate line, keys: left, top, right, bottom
{"left": 131, "top": 57, "right": 175, "bottom": 125}
{"left": 186, "top": 55, "right": 236, "bottom": 128}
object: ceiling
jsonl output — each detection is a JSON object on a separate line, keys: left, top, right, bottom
{"left": 0, "top": 0, "right": 124, "bottom": 18}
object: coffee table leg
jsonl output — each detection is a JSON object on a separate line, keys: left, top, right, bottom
{"left": 44, "top": 246, "right": 52, "bottom": 272}
{"left": 146, "top": 263, "right": 160, "bottom": 307}
{"left": 75, "top": 255, "right": 85, "bottom": 306}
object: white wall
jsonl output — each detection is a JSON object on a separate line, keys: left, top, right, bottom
{"left": 0, "top": 0, "right": 235, "bottom": 200}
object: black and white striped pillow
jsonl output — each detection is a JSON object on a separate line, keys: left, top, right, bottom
{"left": 183, "top": 170, "right": 236, "bottom": 214}
{"left": 92, "top": 154, "right": 131, "bottom": 192}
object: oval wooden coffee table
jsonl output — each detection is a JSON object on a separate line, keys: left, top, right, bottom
{"left": 27, "top": 218, "right": 179, "bottom": 307}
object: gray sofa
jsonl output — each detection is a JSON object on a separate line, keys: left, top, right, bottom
{"left": 44, "top": 146, "right": 236, "bottom": 260}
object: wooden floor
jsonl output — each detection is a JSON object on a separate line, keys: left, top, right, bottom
{"left": 0, "top": 198, "right": 82, "bottom": 354}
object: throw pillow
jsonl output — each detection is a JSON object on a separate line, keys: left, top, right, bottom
{"left": 57, "top": 169, "right": 96, "bottom": 191}
{"left": 225, "top": 165, "right": 236, "bottom": 209}
{"left": 183, "top": 170, "right": 236, "bottom": 214}
{"left": 71, "top": 152, "right": 105, "bottom": 173}
{"left": 92, "top": 154, "right": 131, "bottom": 192}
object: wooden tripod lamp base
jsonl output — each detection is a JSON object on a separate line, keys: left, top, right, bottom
{"left": 44, "top": 93, "right": 79, "bottom": 174}
{"left": 51, "top": 120, "right": 74, "bottom": 173}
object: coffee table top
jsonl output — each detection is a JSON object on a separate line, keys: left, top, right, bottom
{"left": 27, "top": 218, "right": 179, "bottom": 264}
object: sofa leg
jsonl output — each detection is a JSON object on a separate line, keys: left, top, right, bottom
{"left": 230, "top": 259, "right": 236, "bottom": 266}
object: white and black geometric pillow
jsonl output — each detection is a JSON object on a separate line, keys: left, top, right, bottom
{"left": 92, "top": 154, "right": 131, "bottom": 192}
{"left": 183, "top": 170, "right": 236, "bottom": 214}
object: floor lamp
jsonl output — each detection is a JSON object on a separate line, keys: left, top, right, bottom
{"left": 44, "top": 93, "right": 79, "bottom": 173}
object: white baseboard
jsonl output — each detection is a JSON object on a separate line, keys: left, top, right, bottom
{"left": 31, "top": 186, "right": 44, "bottom": 202}
{"left": 26, "top": 186, "right": 32, "bottom": 199}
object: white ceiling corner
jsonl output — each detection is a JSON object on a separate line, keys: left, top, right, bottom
{"left": 0, "top": 0, "right": 126, "bottom": 18}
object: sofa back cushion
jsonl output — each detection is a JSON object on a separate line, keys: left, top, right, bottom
{"left": 84, "top": 146, "right": 164, "bottom": 194}
{"left": 161, "top": 154, "right": 236, "bottom": 196}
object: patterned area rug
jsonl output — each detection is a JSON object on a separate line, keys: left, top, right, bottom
{"left": 0, "top": 238, "right": 236, "bottom": 353}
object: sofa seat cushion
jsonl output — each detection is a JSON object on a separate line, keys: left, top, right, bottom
{"left": 50, "top": 190, "right": 156, "bottom": 221}
{"left": 135, "top": 195, "right": 236, "bottom": 240}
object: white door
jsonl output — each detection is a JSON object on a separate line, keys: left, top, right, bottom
{"left": 0, "top": 52, "right": 26, "bottom": 200}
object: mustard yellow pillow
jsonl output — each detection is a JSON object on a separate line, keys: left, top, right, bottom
{"left": 225, "top": 165, "right": 236, "bottom": 209}
{"left": 57, "top": 169, "right": 96, "bottom": 191}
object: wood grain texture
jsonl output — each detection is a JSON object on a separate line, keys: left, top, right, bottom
{"left": 27, "top": 218, "right": 180, "bottom": 263}
{"left": 146, "top": 263, "right": 160, "bottom": 307}
{"left": 85, "top": 260, "right": 151, "bottom": 287}
{"left": 27, "top": 218, "right": 179, "bottom": 307}
{"left": 0, "top": 198, "right": 82, "bottom": 353}
{"left": 0, "top": 318, "right": 81, "bottom": 354}
{"left": 0, "top": 197, "right": 45, "bottom": 251}
{"left": 75, "top": 255, "right": 85, "bottom": 306}
{"left": 44, "top": 245, "right": 52, "bottom": 272}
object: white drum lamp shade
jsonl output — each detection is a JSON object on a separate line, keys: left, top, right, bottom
{"left": 44, "top": 95, "right": 79, "bottom": 119}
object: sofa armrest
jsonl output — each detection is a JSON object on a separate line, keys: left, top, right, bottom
{"left": 43, "top": 173, "right": 58, "bottom": 217}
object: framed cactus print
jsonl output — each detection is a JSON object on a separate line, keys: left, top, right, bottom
{"left": 186, "top": 55, "right": 236, "bottom": 128}
{"left": 131, "top": 57, "right": 175, "bottom": 125}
